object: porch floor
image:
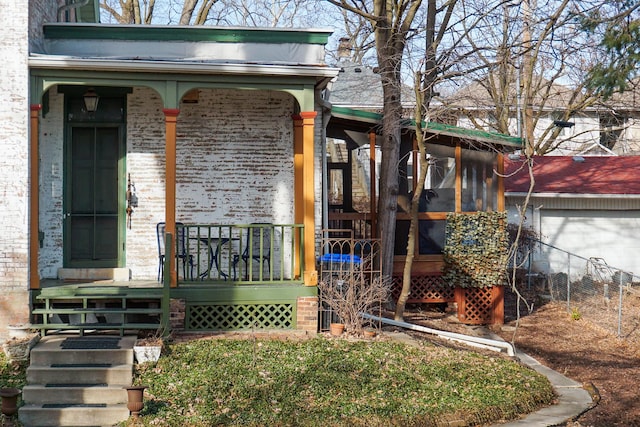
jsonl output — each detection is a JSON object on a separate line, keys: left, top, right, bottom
{"left": 38, "top": 279, "right": 162, "bottom": 289}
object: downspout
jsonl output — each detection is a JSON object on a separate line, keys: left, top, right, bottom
{"left": 361, "top": 313, "right": 516, "bottom": 357}
{"left": 317, "top": 81, "right": 334, "bottom": 240}
{"left": 58, "top": 0, "right": 90, "bottom": 22}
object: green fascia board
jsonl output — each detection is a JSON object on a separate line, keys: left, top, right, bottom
{"left": 331, "top": 106, "right": 523, "bottom": 149}
{"left": 170, "top": 284, "right": 317, "bottom": 303}
{"left": 43, "top": 24, "right": 332, "bottom": 45}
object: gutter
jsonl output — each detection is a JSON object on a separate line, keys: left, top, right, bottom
{"left": 506, "top": 192, "right": 640, "bottom": 199}
{"left": 361, "top": 313, "right": 516, "bottom": 357}
{"left": 28, "top": 56, "right": 340, "bottom": 79}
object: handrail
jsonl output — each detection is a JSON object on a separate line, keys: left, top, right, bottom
{"left": 176, "top": 223, "right": 305, "bottom": 285}
{"left": 161, "top": 232, "right": 172, "bottom": 336}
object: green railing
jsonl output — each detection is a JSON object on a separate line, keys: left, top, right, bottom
{"left": 174, "top": 223, "right": 304, "bottom": 285}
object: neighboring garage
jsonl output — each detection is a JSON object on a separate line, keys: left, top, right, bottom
{"left": 504, "top": 156, "right": 640, "bottom": 278}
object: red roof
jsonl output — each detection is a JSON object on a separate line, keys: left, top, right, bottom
{"left": 504, "top": 156, "right": 640, "bottom": 195}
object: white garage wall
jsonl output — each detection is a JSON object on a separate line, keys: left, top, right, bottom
{"left": 507, "top": 195, "right": 640, "bottom": 279}
{"left": 540, "top": 210, "right": 640, "bottom": 277}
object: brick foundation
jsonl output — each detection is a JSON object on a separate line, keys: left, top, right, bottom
{"left": 296, "top": 296, "right": 319, "bottom": 333}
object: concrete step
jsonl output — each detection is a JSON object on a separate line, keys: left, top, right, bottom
{"left": 22, "top": 384, "right": 129, "bottom": 405}
{"left": 19, "top": 335, "right": 137, "bottom": 427}
{"left": 27, "top": 363, "right": 133, "bottom": 385}
{"left": 29, "top": 335, "right": 136, "bottom": 366}
{"left": 19, "top": 403, "right": 130, "bottom": 427}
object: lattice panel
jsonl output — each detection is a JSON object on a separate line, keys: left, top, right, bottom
{"left": 458, "top": 287, "right": 494, "bottom": 325}
{"left": 187, "top": 303, "right": 294, "bottom": 330}
{"left": 391, "top": 274, "right": 454, "bottom": 303}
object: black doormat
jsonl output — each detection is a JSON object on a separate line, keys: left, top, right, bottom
{"left": 61, "top": 337, "right": 121, "bottom": 350}
{"left": 42, "top": 403, "right": 107, "bottom": 408}
{"left": 51, "top": 364, "right": 112, "bottom": 368}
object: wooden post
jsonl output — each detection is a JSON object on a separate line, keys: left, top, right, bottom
{"left": 163, "top": 109, "right": 179, "bottom": 287}
{"left": 293, "top": 112, "right": 318, "bottom": 286}
{"left": 369, "top": 132, "right": 377, "bottom": 238}
{"left": 30, "top": 105, "right": 42, "bottom": 290}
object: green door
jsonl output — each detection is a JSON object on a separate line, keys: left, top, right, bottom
{"left": 64, "top": 125, "right": 124, "bottom": 267}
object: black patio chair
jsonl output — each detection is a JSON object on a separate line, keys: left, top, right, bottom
{"left": 157, "top": 222, "right": 194, "bottom": 282}
{"left": 234, "top": 224, "right": 272, "bottom": 280}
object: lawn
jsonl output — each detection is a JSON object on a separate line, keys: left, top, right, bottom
{"left": 127, "top": 335, "right": 554, "bottom": 426}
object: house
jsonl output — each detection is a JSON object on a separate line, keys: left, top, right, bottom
{"left": 1, "top": 0, "right": 340, "bottom": 339}
{"left": 504, "top": 155, "right": 640, "bottom": 277}
{"left": 445, "top": 77, "right": 640, "bottom": 156}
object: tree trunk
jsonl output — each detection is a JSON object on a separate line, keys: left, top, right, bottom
{"left": 377, "top": 60, "right": 403, "bottom": 280}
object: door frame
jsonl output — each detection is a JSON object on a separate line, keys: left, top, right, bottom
{"left": 62, "top": 90, "right": 127, "bottom": 268}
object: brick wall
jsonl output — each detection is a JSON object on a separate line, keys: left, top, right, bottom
{"left": 0, "top": 0, "right": 46, "bottom": 340}
{"left": 296, "top": 296, "right": 319, "bottom": 333}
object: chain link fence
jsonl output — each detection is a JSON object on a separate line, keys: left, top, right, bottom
{"left": 525, "top": 240, "right": 640, "bottom": 340}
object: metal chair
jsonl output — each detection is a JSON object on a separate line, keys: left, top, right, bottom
{"left": 235, "top": 224, "right": 272, "bottom": 280}
{"left": 157, "top": 222, "right": 194, "bottom": 282}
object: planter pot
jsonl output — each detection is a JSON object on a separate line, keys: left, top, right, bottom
{"left": 363, "top": 329, "right": 376, "bottom": 339}
{"left": 7, "top": 324, "right": 32, "bottom": 340}
{"left": 2, "top": 334, "right": 39, "bottom": 362}
{"left": 0, "top": 387, "right": 21, "bottom": 417}
{"left": 455, "top": 285, "right": 504, "bottom": 325}
{"left": 133, "top": 345, "right": 162, "bottom": 364}
{"left": 124, "top": 385, "right": 148, "bottom": 419}
{"left": 329, "top": 323, "right": 345, "bottom": 336}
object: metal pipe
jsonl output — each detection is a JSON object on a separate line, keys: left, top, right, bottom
{"left": 361, "top": 313, "right": 516, "bottom": 357}
{"left": 58, "top": 0, "right": 90, "bottom": 22}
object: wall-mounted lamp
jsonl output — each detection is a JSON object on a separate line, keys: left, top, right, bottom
{"left": 83, "top": 88, "right": 99, "bottom": 113}
{"left": 553, "top": 120, "right": 575, "bottom": 128}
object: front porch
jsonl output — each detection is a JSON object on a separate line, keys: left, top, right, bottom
{"left": 31, "top": 224, "right": 318, "bottom": 335}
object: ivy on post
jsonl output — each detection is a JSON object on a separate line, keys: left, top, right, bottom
{"left": 442, "top": 212, "right": 509, "bottom": 325}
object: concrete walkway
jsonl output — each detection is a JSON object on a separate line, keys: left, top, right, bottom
{"left": 478, "top": 329, "right": 594, "bottom": 427}
{"left": 389, "top": 328, "right": 594, "bottom": 426}
{"left": 497, "top": 349, "right": 594, "bottom": 426}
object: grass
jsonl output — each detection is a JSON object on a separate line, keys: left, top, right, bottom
{"left": 0, "top": 335, "right": 555, "bottom": 427}
{"left": 126, "top": 335, "right": 554, "bottom": 426}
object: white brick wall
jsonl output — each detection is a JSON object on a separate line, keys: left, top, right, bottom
{"left": 40, "top": 87, "right": 310, "bottom": 280}
{"left": 0, "top": 0, "right": 43, "bottom": 337}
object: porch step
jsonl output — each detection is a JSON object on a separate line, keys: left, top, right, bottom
{"left": 57, "top": 268, "right": 131, "bottom": 282}
{"left": 19, "top": 335, "right": 136, "bottom": 427}
{"left": 32, "top": 286, "right": 164, "bottom": 336}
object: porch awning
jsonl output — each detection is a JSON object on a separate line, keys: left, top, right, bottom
{"left": 329, "top": 106, "right": 523, "bottom": 151}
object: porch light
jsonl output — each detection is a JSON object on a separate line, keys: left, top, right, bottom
{"left": 83, "top": 88, "right": 99, "bottom": 113}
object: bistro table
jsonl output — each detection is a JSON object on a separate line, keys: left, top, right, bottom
{"left": 196, "top": 235, "right": 239, "bottom": 280}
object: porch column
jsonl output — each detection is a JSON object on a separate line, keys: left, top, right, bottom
{"left": 497, "top": 153, "right": 505, "bottom": 211}
{"left": 163, "top": 108, "right": 179, "bottom": 287}
{"left": 293, "top": 112, "right": 318, "bottom": 286}
{"left": 30, "top": 104, "right": 41, "bottom": 290}
{"left": 369, "top": 132, "right": 377, "bottom": 238}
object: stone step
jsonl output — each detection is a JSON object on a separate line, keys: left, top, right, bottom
{"left": 22, "top": 384, "right": 129, "bottom": 405}
{"left": 19, "top": 335, "right": 136, "bottom": 427}
{"left": 19, "top": 403, "right": 130, "bottom": 427}
{"left": 27, "top": 363, "right": 133, "bottom": 386}
{"left": 29, "top": 335, "right": 136, "bottom": 366}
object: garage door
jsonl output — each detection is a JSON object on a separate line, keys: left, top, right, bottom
{"left": 541, "top": 209, "right": 640, "bottom": 276}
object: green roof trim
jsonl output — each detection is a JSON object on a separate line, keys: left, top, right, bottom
{"left": 331, "top": 106, "right": 523, "bottom": 148}
{"left": 43, "top": 24, "right": 332, "bottom": 45}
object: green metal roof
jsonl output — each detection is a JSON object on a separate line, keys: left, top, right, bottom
{"left": 44, "top": 24, "right": 332, "bottom": 45}
{"left": 330, "top": 106, "right": 523, "bottom": 149}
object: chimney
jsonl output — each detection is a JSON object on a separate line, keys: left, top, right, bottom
{"left": 338, "top": 38, "right": 352, "bottom": 59}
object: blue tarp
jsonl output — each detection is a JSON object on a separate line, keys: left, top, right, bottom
{"left": 319, "top": 253, "right": 362, "bottom": 264}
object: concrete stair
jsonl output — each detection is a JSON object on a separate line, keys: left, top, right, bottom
{"left": 19, "top": 335, "right": 137, "bottom": 427}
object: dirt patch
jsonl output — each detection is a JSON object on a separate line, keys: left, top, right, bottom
{"left": 397, "top": 285, "right": 640, "bottom": 427}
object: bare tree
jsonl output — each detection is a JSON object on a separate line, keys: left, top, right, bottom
{"left": 441, "top": 0, "right": 638, "bottom": 155}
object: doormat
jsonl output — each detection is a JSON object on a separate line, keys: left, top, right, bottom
{"left": 61, "top": 337, "right": 121, "bottom": 350}
{"left": 43, "top": 403, "right": 107, "bottom": 408}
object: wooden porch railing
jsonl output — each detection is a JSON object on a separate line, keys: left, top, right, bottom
{"left": 173, "top": 224, "right": 304, "bottom": 285}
